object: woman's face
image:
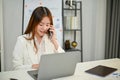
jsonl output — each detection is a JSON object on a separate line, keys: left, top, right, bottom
{"left": 35, "top": 16, "right": 51, "bottom": 37}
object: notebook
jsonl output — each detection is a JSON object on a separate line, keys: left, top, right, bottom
{"left": 28, "top": 51, "right": 81, "bottom": 80}
{"left": 85, "top": 65, "right": 117, "bottom": 77}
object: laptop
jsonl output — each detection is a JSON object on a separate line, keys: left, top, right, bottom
{"left": 27, "top": 51, "right": 81, "bottom": 80}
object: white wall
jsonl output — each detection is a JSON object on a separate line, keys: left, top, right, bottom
{"left": 2, "top": 0, "right": 106, "bottom": 71}
{"left": 0, "top": 0, "right": 4, "bottom": 71}
{"left": 3, "top": 0, "right": 23, "bottom": 71}
{"left": 94, "top": 0, "right": 106, "bottom": 60}
{"left": 79, "top": 0, "right": 106, "bottom": 61}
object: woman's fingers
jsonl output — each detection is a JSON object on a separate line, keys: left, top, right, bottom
{"left": 32, "top": 64, "right": 39, "bottom": 69}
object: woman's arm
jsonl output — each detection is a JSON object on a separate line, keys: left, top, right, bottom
{"left": 49, "top": 25, "right": 65, "bottom": 53}
{"left": 52, "top": 39, "right": 65, "bottom": 53}
{"left": 12, "top": 36, "right": 32, "bottom": 70}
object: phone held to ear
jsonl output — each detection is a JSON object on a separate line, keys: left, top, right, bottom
{"left": 48, "top": 28, "right": 53, "bottom": 39}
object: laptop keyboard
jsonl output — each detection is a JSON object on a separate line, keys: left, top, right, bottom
{"left": 33, "top": 74, "right": 38, "bottom": 78}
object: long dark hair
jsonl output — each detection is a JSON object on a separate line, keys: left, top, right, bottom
{"left": 24, "top": 6, "right": 53, "bottom": 53}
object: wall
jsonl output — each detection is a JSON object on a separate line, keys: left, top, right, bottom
{"left": 3, "top": 0, "right": 23, "bottom": 71}
{"left": 93, "top": 0, "right": 106, "bottom": 60}
{"left": 0, "top": 0, "right": 4, "bottom": 71}
{"left": 2, "top": 0, "right": 106, "bottom": 71}
{"left": 79, "top": 0, "right": 106, "bottom": 61}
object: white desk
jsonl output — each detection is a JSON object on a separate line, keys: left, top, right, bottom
{"left": 0, "top": 70, "right": 34, "bottom": 80}
{"left": 0, "top": 58, "right": 120, "bottom": 80}
{"left": 53, "top": 58, "right": 120, "bottom": 80}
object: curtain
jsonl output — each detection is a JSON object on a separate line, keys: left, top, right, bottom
{"left": 105, "top": 0, "right": 120, "bottom": 59}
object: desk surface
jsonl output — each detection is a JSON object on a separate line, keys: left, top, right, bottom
{"left": 0, "top": 70, "right": 34, "bottom": 80}
{"left": 0, "top": 58, "right": 120, "bottom": 80}
{"left": 53, "top": 58, "right": 120, "bottom": 80}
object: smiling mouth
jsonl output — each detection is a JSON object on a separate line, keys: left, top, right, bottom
{"left": 40, "top": 31, "right": 45, "bottom": 33}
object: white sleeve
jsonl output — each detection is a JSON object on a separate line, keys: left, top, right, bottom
{"left": 56, "top": 46, "right": 65, "bottom": 53}
{"left": 12, "top": 36, "right": 32, "bottom": 70}
{"left": 54, "top": 42, "right": 65, "bottom": 53}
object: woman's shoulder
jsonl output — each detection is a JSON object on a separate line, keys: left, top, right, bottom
{"left": 17, "top": 34, "right": 30, "bottom": 42}
{"left": 16, "top": 34, "right": 34, "bottom": 46}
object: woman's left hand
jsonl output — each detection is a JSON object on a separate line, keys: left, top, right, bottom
{"left": 49, "top": 25, "right": 58, "bottom": 50}
{"left": 49, "top": 25, "right": 57, "bottom": 41}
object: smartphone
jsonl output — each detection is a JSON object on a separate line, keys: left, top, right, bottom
{"left": 48, "top": 28, "right": 53, "bottom": 39}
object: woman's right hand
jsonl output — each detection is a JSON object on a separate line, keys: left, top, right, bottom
{"left": 32, "top": 64, "right": 39, "bottom": 69}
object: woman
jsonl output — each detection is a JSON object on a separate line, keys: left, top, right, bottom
{"left": 12, "top": 6, "right": 64, "bottom": 70}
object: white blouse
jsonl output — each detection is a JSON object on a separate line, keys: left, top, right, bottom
{"left": 12, "top": 34, "right": 65, "bottom": 70}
